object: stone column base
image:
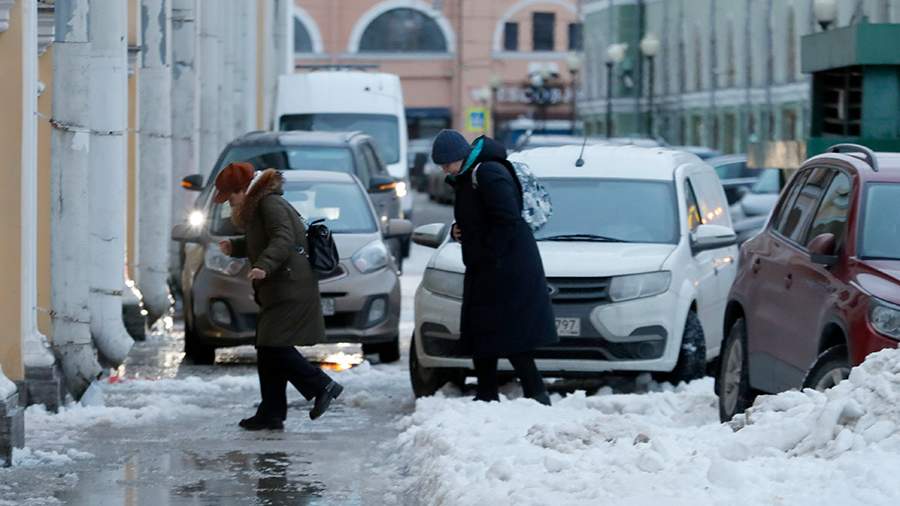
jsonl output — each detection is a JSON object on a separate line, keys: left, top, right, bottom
{"left": 0, "top": 391, "right": 25, "bottom": 467}
{"left": 25, "top": 364, "right": 65, "bottom": 413}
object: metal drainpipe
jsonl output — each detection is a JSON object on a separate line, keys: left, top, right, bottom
{"left": 88, "top": 0, "right": 134, "bottom": 366}
{"left": 137, "top": 0, "right": 175, "bottom": 324}
{"left": 51, "top": 0, "right": 103, "bottom": 398}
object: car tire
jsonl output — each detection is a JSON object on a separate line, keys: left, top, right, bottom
{"left": 667, "top": 311, "right": 707, "bottom": 385}
{"left": 379, "top": 337, "right": 401, "bottom": 364}
{"left": 802, "top": 345, "right": 850, "bottom": 391}
{"left": 409, "top": 335, "right": 465, "bottom": 398}
{"left": 716, "top": 317, "right": 757, "bottom": 422}
{"left": 183, "top": 316, "right": 216, "bottom": 365}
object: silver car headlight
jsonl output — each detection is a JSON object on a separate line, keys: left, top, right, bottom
{"left": 204, "top": 243, "right": 246, "bottom": 276}
{"left": 870, "top": 297, "right": 900, "bottom": 340}
{"left": 352, "top": 240, "right": 389, "bottom": 274}
{"left": 609, "top": 271, "right": 672, "bottom": 302}
{"left": 423, "top": 268, "right": 464, "bottom": 300}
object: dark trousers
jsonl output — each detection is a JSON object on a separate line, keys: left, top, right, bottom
{"left": 473, "top": 352, "right": 549, "bottom": 403}
{"left": 255, "top": 346, "right": 332, "bottom": 420}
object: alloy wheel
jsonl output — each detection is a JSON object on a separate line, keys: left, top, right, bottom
{"left": 721, "top": 339, "right": 743, "bottom": 416}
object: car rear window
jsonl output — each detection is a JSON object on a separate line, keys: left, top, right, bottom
{"left": 213, "top": 146, "right": 355, "bottom": 178}
{"left": 860, "top": 183, "right": 900, "bottom": 260}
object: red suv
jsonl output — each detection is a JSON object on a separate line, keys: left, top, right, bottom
{"left": 716, "top": 144, "right": 900, "bottom": 422}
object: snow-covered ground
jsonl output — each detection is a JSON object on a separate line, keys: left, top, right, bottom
{"left": 392, "top": 348, "right": 900, "bottom": 505}
{"left": 5, "top": 221, "right": 900, "bottom": 505}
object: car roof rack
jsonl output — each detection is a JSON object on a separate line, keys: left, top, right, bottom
{"left": 294, "top": 64, "right": 380, "bottom": 71}
{"left": 828, "top": 143, "right": 879, "bottom": 172}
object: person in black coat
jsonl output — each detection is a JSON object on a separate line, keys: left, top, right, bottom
{"left": 431, "top": 129, "right": 558, "bottom": 405}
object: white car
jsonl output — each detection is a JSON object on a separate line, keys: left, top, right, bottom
{"left": 409, "top": 145, "right": 739, "bottom": 396}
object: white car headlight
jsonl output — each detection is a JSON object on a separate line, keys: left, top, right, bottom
{"left": 204, "top": 243, "right": 246, "bottom": 276}
{"left": 352, "top": 240, "right": 389, "bottom": 274}
{"left": 422, "top": 268, "right": 464, "bottom": 300}
{"left": 395, "top": 181, "right": 408, "bottom": 198}
{"left": 870, "top": 297, "right": 900, "bottom": 340}
{"left": 609, "top": 271, "right": 672, "bottom": 302}
{"left": 188, "top": 210, "right": 206, "bottom": 228}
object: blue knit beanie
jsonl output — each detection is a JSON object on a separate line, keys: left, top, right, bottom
{"left": 431, "top": 129, "right": 472, "bottom": 165}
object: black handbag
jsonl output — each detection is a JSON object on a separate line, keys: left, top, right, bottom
{"left": 296, "top": 219, "right": 340, "bottom": 274}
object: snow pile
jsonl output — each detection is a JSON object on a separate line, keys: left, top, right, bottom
{"left": 730, "top": 347, "right": 900, "bottom": 459}
{"left": 25, "top": 374, "right": 259, "bottom": 437}
{"left": 395, "top": 348, "right": 900, "bottom": 506}
{"left": 0, "top": 366, "right": 16, "bottom": 399}
{"left": 11, "top": 447, "right": 93, "bottom": 468}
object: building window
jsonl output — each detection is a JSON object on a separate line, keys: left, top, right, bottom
{"left": 786, "top": 8, "right": 798, "bottom": 82}
{"left": 294, "top": 17, "right": 314, "bottom": 53}
{"left": 532, "top": 12, "right": 555, "bottom": 51}
{"left": 726, "top": 22, "right": 736, "bottom": 88}
{"left": 568, "top": 22, "right": 583, "bottom": 51}
{"left": 359, "top": 8, "right": 448, "bottom": 53}
{"left": 783, "top": 108, "right": 798, "bottom": 140}
{"left": 503, "top": 22, "right": 519, "bottom": 51}
{"left": 693, "top": 29, "right": 703, "bottom": 91}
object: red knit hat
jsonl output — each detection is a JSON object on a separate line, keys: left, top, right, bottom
{"left": 213, "top": 162, "right": 255, "bottom": 204}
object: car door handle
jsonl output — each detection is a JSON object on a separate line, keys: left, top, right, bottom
{"left": 752, "top": 258, "right": 761, "bottom": 274}
{"left": 784, "top": 273, "right": 793, "bottom": 289}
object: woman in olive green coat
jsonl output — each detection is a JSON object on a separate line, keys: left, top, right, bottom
{"left": 215, "top": 163, "right": 343, "bottom": 431}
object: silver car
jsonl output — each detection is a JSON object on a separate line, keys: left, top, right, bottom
{"left": 172, "top": 170, "right": 412, "bottom": 364}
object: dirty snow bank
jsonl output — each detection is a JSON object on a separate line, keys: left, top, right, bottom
{"left": 395, "top": 348, "right": 900, "bottom": 506}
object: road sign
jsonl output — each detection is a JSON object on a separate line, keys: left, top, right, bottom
{"left": 465, "top": 107, "right": 490, "bottom": 133}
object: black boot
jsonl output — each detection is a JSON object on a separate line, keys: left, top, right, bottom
{"left": 309, "top": 381, "right": 343, "bottom": 420}
{"left": 239, "top": 415, "right": 284, "bottom": 431}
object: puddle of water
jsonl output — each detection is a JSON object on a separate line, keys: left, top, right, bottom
{"left": 55, "top": 449, "right": 327, "bottom": 506}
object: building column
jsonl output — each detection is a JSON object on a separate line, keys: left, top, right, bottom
{"left": 29, "top": 1, "right": 66, "bottom": 413}
{"left": 219, "top": 1, "right": 235, "bottom": 144}
{"left": 88, "top": 0, "right": 134, "bottom": 366}
{"left": 137, "top": 0, "right": 174, "bottom": 324}
{"left": 0, "top": 0, "right": 33, "bottom": 466}
{"left": 51, "top": 0, "right": 104, "bottom": 400}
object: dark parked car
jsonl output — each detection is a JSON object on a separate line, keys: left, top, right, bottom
{"left": 708, "top": 154, "right": 762, "bottom": 205}
{"left": 179, "top": 130, "right": 410, "bottom": 269}
{"left": 716, "top": 144, "right": 900, "bottom": 422}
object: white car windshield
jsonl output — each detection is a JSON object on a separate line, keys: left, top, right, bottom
{"left": 534, "top": 178, "right": 679, "bottom": 244}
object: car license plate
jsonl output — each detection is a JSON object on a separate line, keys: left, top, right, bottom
{"left": 556, "top": 318, "right": 581, "bottom": 337}
{"left": 321, "top": 298, "right": 335, "bottom": 316}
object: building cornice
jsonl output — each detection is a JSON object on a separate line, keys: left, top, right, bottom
{"left": 0, "top": 0, "right": 16, "bottom": 33}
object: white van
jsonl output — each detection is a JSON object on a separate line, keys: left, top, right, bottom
{"left": 275, "top": 71, "right": 413, "bottom": 219}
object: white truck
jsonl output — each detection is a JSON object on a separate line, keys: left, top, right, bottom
{"left": 275, "top": 70, "right": 414, "bottom": 221}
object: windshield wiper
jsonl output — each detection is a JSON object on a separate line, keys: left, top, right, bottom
{"left": 537, "top": 234, "right": 629, "bottom": 243}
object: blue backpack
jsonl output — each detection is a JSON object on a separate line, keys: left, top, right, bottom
{"left": 472, "top": 161, "right": 553, "bottom": 232}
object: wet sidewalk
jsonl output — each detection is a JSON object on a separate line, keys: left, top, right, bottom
{"left": 1, "top": 328, "right": 418, "bottom": 506}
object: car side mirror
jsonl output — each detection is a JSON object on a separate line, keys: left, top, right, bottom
{"left": 808, "top": 233, "right": 838, "bottom": 267}
{"left": 383, "top": 219, "right": 413, "bottom": 239}
{"left": 412, "top": 223, "right": 448, "bottom": 249}
{"left": 171, "top": 223, "right": 202, "bottom": 243}
{"left": 181, "top": 174, "right": 204, "bottom": 192}
{"left": 370, "top": 175, "right": 397, "bottom": 193}
{"left": 691, "top": 224, "right": 737, "bottom": 254}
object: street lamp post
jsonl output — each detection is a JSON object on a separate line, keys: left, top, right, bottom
{"left": 813, "top": 0, "right": 838, "bottom": 30}
{"left": 640, "top": 33, "right": 660, "bottom": 138}
{"left": 567, "top": 53, "right": 583, "bottom": 133}
{"left": 605, "top": 43, "right": 627, "bottom": 138}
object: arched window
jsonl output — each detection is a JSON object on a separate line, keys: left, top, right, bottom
{"left": 294, "top": 17, "right": 313, "bottom": 54}
{"left": 786, "top": 7, "right": 797, "bottom": 82}
{"left": 359, "top": 8, "right": 448, "bottom": 53}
